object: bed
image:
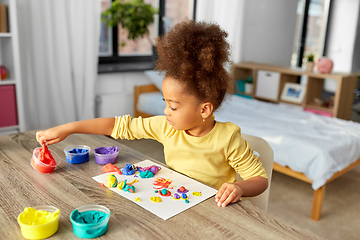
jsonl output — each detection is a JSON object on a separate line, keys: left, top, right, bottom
{"left": 133, "top": 72, "right": 360, "bottom": 220}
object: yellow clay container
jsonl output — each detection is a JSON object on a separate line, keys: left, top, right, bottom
{"left": 17, "top": 206, "right": 60, "bottom": 239}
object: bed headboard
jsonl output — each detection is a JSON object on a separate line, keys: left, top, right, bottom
{"left": 134, "top": 84, "right": 159, "bottom": 118}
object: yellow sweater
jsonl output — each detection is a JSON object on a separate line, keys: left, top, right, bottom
{"left": 111, "top": 115, "right": 267, "bottom": 189}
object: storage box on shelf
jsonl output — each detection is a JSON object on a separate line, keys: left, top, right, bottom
{"left": 0, "top": 84, "right": 17, "bottom": 128}
{"left": 255, "top": 70, "right": 280, "bottom": 102}
{"left": 0, "top": 3, "right": 8, "bottom": 32}
{"left": 0, "top": 0, "right": 23, "bottom": 135}
{"left": 232, "top": 62, "right": 360, "bottom": 120}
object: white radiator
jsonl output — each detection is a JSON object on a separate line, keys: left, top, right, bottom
{"left": 95, "top": 94, "right": 133, "bottom": 118}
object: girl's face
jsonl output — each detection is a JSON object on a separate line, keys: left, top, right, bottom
{"left": 162, "top": 77, "right": 204, "bottom": 134}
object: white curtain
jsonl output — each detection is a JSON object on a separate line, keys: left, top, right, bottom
{"left": 17, "top": 0, "right": 101, "bottom": 131}
{"left": 196, "top": 0, "right": 245, "bottom": 63}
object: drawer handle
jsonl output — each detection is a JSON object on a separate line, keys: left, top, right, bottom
{"left": 266, "top": 73, "right": 271, "bottom": 77}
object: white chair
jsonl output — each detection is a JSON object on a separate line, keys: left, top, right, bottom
{"left": 237, "top": 133, "right": 274, "bottom": 212}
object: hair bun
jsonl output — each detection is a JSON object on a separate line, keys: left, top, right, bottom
{"left": 199, "top": 46, "right": 215, "bottom": 72}
{"left": 155, "top": 20, "right": 232, "bottom": 110}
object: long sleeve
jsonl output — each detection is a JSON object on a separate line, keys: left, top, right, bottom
{"left": 227, "top": 131, "right": 267, "bottom": 180}
{"left": 110, "top": 115, "right": 170, "bottom": 142}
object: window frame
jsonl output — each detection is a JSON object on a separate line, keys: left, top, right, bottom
{"left": 295, "top": 0, "right": 332, "bottom": 67}
{"left": 98, "top": 0, "right": 197, "bottom": 72}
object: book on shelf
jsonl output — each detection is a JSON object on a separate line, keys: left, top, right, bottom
{"left": 0, "top": 4, "right": 8, "bottom": 33}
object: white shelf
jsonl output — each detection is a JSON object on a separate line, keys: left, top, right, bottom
{"left": 233, "top": 62, "right": 359, "bottom": 119}
{"left": 0, "top": 0, "right": 24, "bottom": 132}
{"left": 0, "top": 80, "right": 15, "bottom": 85}
{"left": 0, "top": 33, "right": 11, "bottom": 37}
{"left": 0, "top": 125, "right": 19, "bottom": 136}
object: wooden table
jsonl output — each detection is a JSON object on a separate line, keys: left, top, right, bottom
{"left": 0, "top": 131, "right": 324, "bottom": 239}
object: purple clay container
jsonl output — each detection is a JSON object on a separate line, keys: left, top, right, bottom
{"left": 94, "top": 146, "right": 119, "bottom": 165}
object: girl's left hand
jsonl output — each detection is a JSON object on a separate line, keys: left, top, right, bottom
{"left": 215, "top": 182, "right": 243, "bottom": 207}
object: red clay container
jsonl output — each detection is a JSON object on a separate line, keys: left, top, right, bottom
{"left": 31, "top": 147, "right": 61, "bottom": 173}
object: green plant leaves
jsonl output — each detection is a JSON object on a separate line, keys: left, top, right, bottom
{"left": 101, "top": 0, "right": 159, "bottom": 45}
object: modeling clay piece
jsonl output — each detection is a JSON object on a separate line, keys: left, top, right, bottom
{"left": 192, "top": 191, "right": 202, "bottom": 196}
{"left": 71, "top": 210, "right": 107, "bottom": 224}
{"left": 181, "top": 193, "right": 189, "bottom": 203}
{"left": 95, "top": 146, "right": 119, "bottom": 155}
{"left": 102, "top": 163, "right": 122, "bottom": 175}
{"left": 138, "top": 165, "right": 161, "bottom": 176}
{"left": 106, "top": 174, "right": 118, "bottom": 188}
{"left": 159, "top": 188, "right": 171, "bottom": 197}
{"left": 150, "top": 196, "right": 162, "bottom": 203}
{"left": 118, "top": 179, "right": 138, "bottom": 193}
{"left": 123, "top": 184, "right": 135, "bottom": 193}
{"left": 177, "top": 186, "right": 189, "bottom": 194}
{"left": 173, "top": 193, "right": 181, "bottom": 200}
{"left": 38, "top": 144, "right": 56, "bottom": 166}
{"left": 134, "top": 197, "right": 141, "bottom": 202}
{"left": 19, "top": 207, "right": 60, "bottom": 225}
{"left": 139, "top": 170, "right": 154, "bottom": 179}
{"left": 122, "top": 163, "right": 137, "bottom": 175}
{"left": 69, "top": 148, "right": 88, "bottom": 154}
{"left": 153, "top": 177, "right": 172, "bottom": 189}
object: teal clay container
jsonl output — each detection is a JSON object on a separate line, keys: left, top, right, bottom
{"left": 70, "top": 205, "right": 110, "bottom": 238}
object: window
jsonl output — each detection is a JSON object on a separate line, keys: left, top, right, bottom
{"left": 99, "top": 1, "right": 112, "bottom": 57}
{"left": 291, "top": 0, "right": 331, "bottom": 68}
{"left": 99, "top": 0, "right": 196, "bottom": 71}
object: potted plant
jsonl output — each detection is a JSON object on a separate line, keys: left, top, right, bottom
{"left": 306, "top": 53, "right": 315, "bottom": 72}
{"left": 101, "top": 0, "right": 158, "bottom": 53}
{"left": 245, "top": 76, "right": 253, "bottom": 94}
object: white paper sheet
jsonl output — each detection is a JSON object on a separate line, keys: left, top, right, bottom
{"left": 92, "top": 160, "right": 217, "bottom": 220}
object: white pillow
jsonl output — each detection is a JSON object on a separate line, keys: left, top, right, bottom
{"left": 144, "top": 70, "right": 165, "bottom": 92}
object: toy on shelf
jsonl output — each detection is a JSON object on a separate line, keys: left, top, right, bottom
{"left": 317, "top": 57, "right": 333, "bottom": 74}
{"left": 0, "top": 65, "right": 8, "bottom": 80}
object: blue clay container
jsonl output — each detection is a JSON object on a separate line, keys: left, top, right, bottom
{"left": 64, "top": 145, "right": 90, "bottom": 164}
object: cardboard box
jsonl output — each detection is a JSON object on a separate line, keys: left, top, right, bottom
{"left": 0, "top": 4, "right": 8, "bottom": 33}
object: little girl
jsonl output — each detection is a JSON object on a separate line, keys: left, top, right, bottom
{"left": 36, "top": 20, "right": 268, "bottom": 208}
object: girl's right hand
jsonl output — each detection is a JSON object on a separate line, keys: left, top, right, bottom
{"left": 36, "top": 125, "right": 70, "bottom": 146}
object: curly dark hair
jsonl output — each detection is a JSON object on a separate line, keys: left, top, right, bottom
{"left": 155, "top": 19, "right": 232, "bottom": 110}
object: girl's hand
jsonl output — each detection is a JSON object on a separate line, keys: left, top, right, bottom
{"left": 215, "top": 182, "right": 244, "bottom": 207}
{"left": 36, "top": 125, "right": 70, "bottom": 146}
{"left": 36, "top": 117, "right": 115, "bottom": 146}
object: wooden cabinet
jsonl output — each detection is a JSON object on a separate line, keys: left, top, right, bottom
{"left": 232, "top": 62, "right": 360, "bottom": 120}
{"left": 0, "top": 0, "right": 23, "bottom": 135}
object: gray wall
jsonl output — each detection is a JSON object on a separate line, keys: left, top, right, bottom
{"left": 241, "top": 0, "right": 298, "bottom": 66}
{"left": 351, "top": 6, "right": 360, "bottom": 72}
{"left": 326, "top": 0, "right": 360, "bottom": 72}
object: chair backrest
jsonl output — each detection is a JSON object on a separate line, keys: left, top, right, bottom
{"left": 237, "top": 133, "right": 274, "bottom": 211}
